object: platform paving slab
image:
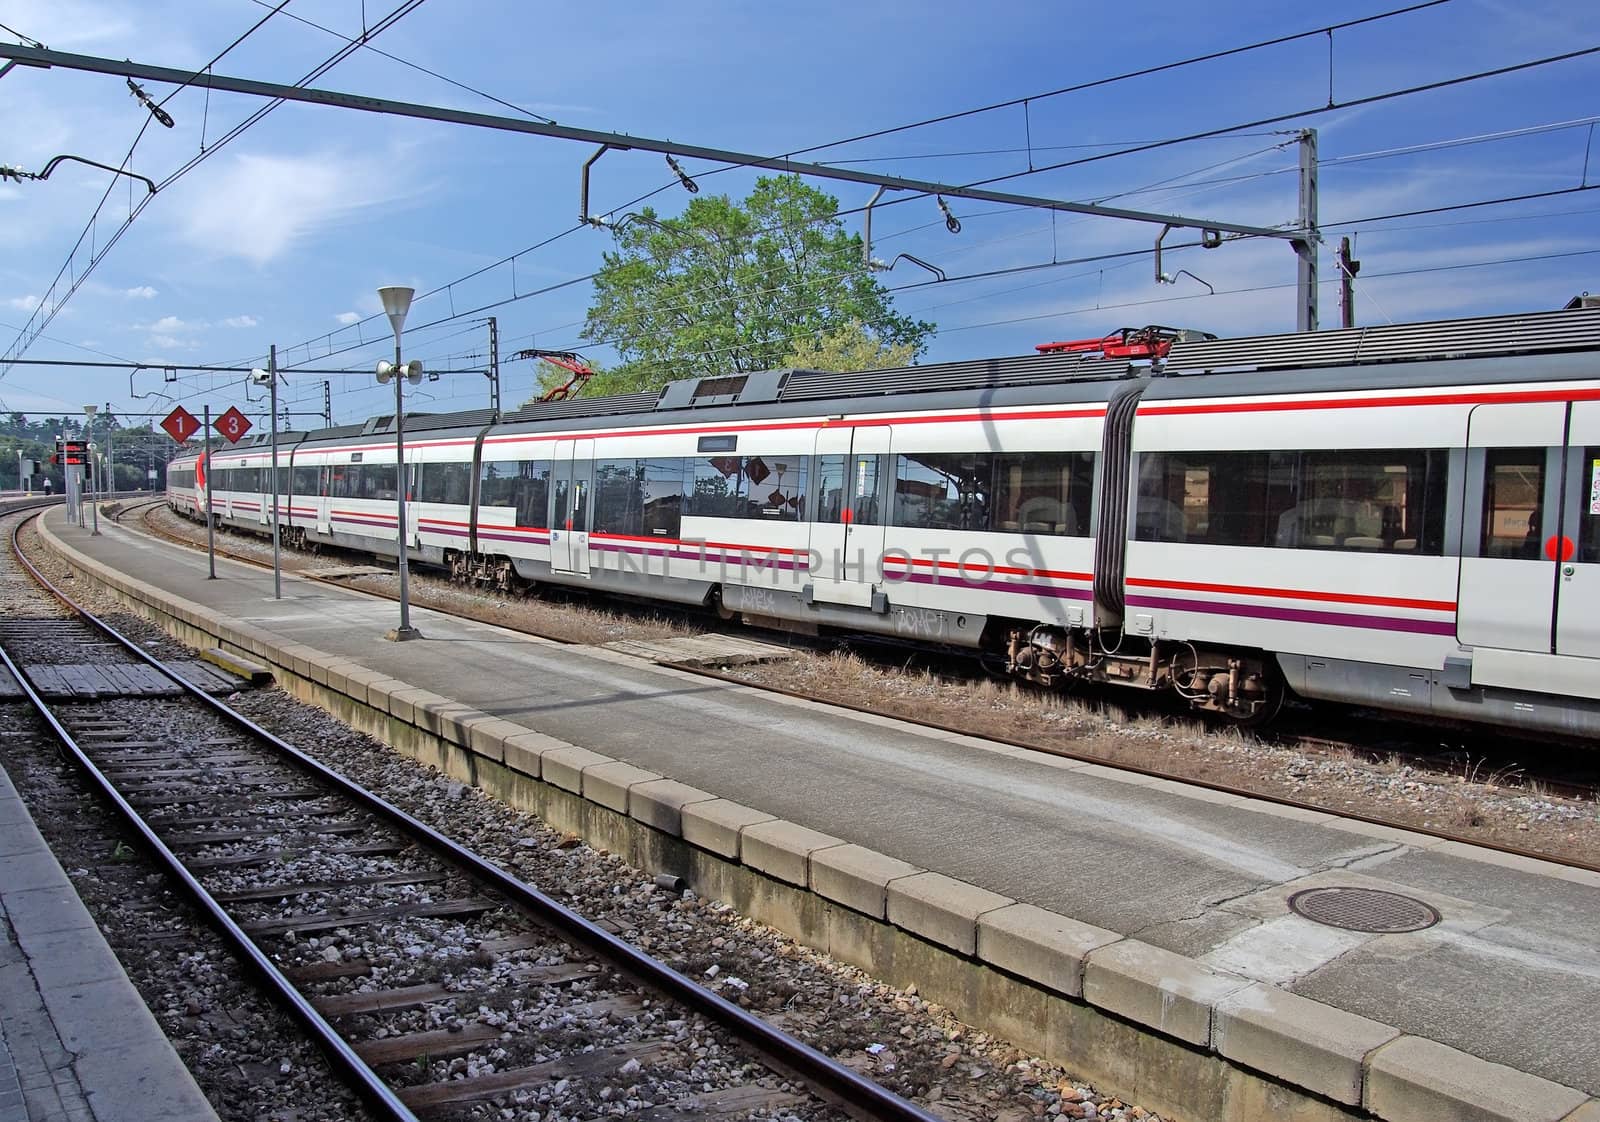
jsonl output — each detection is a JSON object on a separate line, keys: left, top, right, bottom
{"left": 1365, "top": 1035, "right": 1590, "bottom": 1122}
{"left": 680, "top": 799, "right": 777, "bottom": 860}
{"left": 976, "top": 902, "right": 1123, "bottom": 999}
{"left": 810, "top": 843, "right": 922, "bottom": 921}
{"left": 886, "top": 871, "right": 1014, "bottom": 957}
{"left": 740, "top": 820, "right": 844, "bottom": 887}
{"left": 581, "top": 760, "right": 661, "bottom": 814}
{"left": 628, "top": 779, "right": 718, "bottom": 836}
{"left": 1213, "top": 981, "right": 1400, "bottom": 1106}
{"left": 1083, "top": 938, "right": 1252, "bottom": 1048}
{"left": 541, "top": 746, "right": 614, "bottom": 795}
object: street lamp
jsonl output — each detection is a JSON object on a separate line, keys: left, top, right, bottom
{"left": 251, "top": 346, "right": 284, "bottom": 600}
{"left": 82, "top": 404, "right": 100, "bottom": 535}
{"left": 377, "top": 285, "right": 424, "bottom": 641}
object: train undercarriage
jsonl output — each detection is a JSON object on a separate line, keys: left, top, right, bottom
{"left": 1000, "top": 623, "right": 1284, "bottom": 724}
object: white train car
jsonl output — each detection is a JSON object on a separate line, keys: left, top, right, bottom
{"left": 163, "top": 303, "right": 1600, "bottom": 737}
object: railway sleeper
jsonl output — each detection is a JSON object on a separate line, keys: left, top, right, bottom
{"left": 1003, "top": 624, "right": 1281, "bottom": 723}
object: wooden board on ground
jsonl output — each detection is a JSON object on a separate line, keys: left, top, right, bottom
{"left": 604, "top": 634, "right": 795, "bottom": 668}
{"left": 165, "top": 659, "right": 254, "bottom": 694}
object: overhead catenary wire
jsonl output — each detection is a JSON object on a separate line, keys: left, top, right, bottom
{"left": 212, "top": 2, "right": 1557, "bottom": 378}
{"left": 0, "top": 0, "right": 432, "bottom": 373}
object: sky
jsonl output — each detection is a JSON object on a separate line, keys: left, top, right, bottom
{"left": 1, "top": 0, "right": 1598, "bottom": 436}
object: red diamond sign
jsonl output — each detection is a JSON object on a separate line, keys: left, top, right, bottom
{"left": 214, "top": 406, "right": 253, "bottom": 444}
{"left": 160, "top": 405, "right": 201, "bottom": 444}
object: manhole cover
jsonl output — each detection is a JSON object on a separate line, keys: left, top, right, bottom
{"left": 1287, "top": 887, "right": 1440, "bottom": 933}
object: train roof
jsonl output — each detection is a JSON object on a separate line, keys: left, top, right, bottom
{"left": 177, "top": 302, "right": 1600, "bottom": 458}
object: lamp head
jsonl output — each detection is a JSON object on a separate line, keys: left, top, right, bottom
{"left": 377, "top": 285, "right": 415, "bottom": 335}
{"left": 82, "top": 403, "right": 98, "bottom": 416}
{"left": 250, "top": 368, "right": 272, "bottom": 386}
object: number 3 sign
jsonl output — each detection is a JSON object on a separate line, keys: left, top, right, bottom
{"left": 214, "top": 406, "right": 253, "bottom": 444}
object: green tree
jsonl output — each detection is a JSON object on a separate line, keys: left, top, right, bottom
{"left": 782, "top": 318, "right": 918, "bottom": 373}
{"left": 580, "top": 176, "right": 933, "bottom": 393}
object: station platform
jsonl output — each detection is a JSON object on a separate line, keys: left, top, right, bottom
{"left": 0, "top": 747, "right": 218, "bottom": 1121}
{"left": 36, "top": 507, "right": 1600, "bottom": 1122}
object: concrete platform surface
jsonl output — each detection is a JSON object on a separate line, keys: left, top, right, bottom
{"left": 37, "top": 509, "right": 1600, "bottom": 1121}
{"left": 0, "top": 758, "right": 218, "bottom": 1121}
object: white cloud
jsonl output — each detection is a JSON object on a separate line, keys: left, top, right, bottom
{"left": 124, "top": 285, "right": 158, "bottom": 299}
{"left": 7, "top": 295, "right": 39, "bottom": 311}
{"left": 222, "top": 315, "right": 259, "bottom": 328}
{"left": 149, "top": 315, "right": 193, "bottom": 333}
{"left": 177, "top": 150, "right": 412, "bottom": 266}
{"left": 335, "top": 311, "right": 361, "bottom": 325}
{"left": 149, "top": 334, "right": 191, "bottom": 350}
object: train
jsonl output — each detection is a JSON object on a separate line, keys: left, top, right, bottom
{"left": 166, "top": 302, "right": 1600, "bottom": 738}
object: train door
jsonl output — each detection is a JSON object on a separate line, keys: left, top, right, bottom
{"left": 550, "top": 438, "right": 593, "bottom": 576}
{"left": 1456, "top": 402, "right": 1564, "bottom": 651}
{"left": 807, "top": 425, "right": 889, "bottom": 606}
{"left": 316, "top": 464, "right": 332, "bottom": 537}
{"left": 404, "top": 463, "right": 420, "bottom": 551}
{"left": 1555, "top": 401, "right": 1600, "bottom": 658}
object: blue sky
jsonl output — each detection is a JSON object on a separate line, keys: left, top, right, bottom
{"left": 1, "top": 0, "right": 1598, "bottom": 431}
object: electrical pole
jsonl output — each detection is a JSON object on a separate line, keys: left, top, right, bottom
{"left": 203, "top": 404, "right": 215, "bottom": 579}
{"left": 487, "top": 316, "right": 501, "bottom": 414}
{"left": 269, "top": 344, "right": 281, "bottom": 600}
{"left": 322, "top": 381, "right": 332, "bottom": 427}
{"left": 104, "top": 401, "right": 113, "bottom": 493}
{"left": 1295, "top": 128, "right": 1319, "bottom": 332}
{"left": 1338, "top": 236, "right": 1360, "bottom": 329}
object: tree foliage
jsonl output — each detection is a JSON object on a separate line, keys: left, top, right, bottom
{"left": 782, "top": 319, "right": 918, "bottom": 373}
{"left": 580, "top": 176, "right": 933, "bottom": 393}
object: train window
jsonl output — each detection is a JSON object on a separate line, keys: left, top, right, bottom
{"left": 993, "top": 452, "right": 1093, "bottom": 536}
{"left": 1137, "top": 451, "right": 1284, "bottom": 547}
{"left": 1580, "top": 449, "right": 1600, "bottom": 564}
{"left": 480, "top": 460, "right": 551, "bottom": 528}
{"left": 894, "top": 453, "right": 991, "bottom": 531}
{"left": 691, "top": 456, "right": 743, "bottom": 518}
{"left": 1138, "top": 449, "right": 1448, "bottom": 553}
{"left": 688, "top": 456, "right": 805, "bottom": 520}
{"left": 292, "top": 466, "right": 321, "bottom": 496}
{"left": 749, "top": 456, "right": 805, "bottom": 521}
{"left": 816, "top": 455, "right": 846, "bottom": 523}
{"left": 594, "top": 460, "right": 644, "bottom": 536}
{"left": 1481, "top": 449, "right": 1545, "bottom": 559}
{"left": 418, "top": 461, "right": 471, "bottom": 506}
{"left": 359, "top": 464, "right": 398, "bottom": 502}
{"left": 1279, "top": 450, "right": 1447, "bottom": 554}
{"left": 814, "top": 454, "right": 879, "bottom": 525}
{"left": 641, "top": 457, "right": 687, "bottom": 537}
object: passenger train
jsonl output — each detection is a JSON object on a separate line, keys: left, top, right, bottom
{"left": 167, "top": 303, "right": 1600, "bottom": 737}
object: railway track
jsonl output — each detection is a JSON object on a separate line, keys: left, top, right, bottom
{"left": 3, "top": 505, "right": 945, "bottom": 1122}
{"left": 114, "top": 498, "right": 1600, "bottom": 869}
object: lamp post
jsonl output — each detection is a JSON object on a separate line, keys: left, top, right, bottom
{"left": 82, "top": 404, "right": 100, "bottom": 535}
{"left": 377, "top": 285, "right": 423, "bottom": 641}
{"left": 251, "top": 347, "right": 284, "bottom": 600}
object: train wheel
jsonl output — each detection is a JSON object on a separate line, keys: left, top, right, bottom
{"left": 1228, "top": 670, "right": 1286, "bottom": 728}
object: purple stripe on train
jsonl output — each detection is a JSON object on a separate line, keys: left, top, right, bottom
{"left": 891, "top": 569, "right": 1094, "bottom": 601}
{"left": 589, "top": 542, "right": 808, "bottom": 572}
{"left": 1123, "top": 593, "right": 1456, "bottom": 636}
